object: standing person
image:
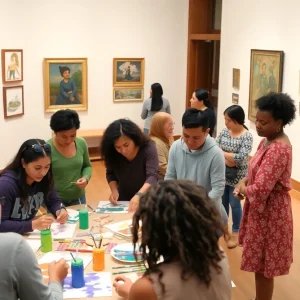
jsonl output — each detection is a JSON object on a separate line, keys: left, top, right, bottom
{"left": 100, "top": 119, "right": 159, "bottom": 212}
{"left": 48, "top": 109, "right": 92, "bottom": 207}
{"left": 0, "top": 232, "right": 69, "bottom": 300}
{"left": 234, "top": 93, "right": 296, "bottom": 300}
{"left": 141, "top": 83, "right": 171, "bottom": 134}
{"left": 190, "top": 89, "right": 216, "bottom": 136}
{"left": 113, "top": 180, "right": 231, "bottom": 300}
{"left": 0, "top": 139, "right": 68, "bottom": 233}
{"left": 216, "top": 105, "right": 253, "bottom": 248}
{"left": 149, "top": 112, "right": 174, "bottom": 180}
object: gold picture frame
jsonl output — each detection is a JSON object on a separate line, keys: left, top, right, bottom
{"left": 113, "top": 87, "right": 144, "bottom": 102}
{"left": 113, "top": 58, "right": 144, "bottom": 86}
{"left": 1, "top": 49, "right": 23, "bottom": 84}
{"left": 232, "top": 68, "right": 240, "bottom": 89}
{"left": 43, "top": 58, "right": 88, "bottom": 112}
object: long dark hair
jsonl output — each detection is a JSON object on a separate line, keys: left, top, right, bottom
{"left": 195, "top": 89, "right": 214, "bottom": 110}
{"left": 0, "top": 139, "right": 54, "bottom": 206}
{"left": 132, "top": 180, "right": 224, "bottom": 291}
{"left": 100, "top": 119, "right": 150, "bottom": 168}
{"left": 150, "top": 83, "right": 163, "bottom": 111}
{"left": 224, "top": 105, "right": 248, "bottom": 130}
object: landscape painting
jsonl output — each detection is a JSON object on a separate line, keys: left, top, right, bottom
{"left": 113, "top": 87, "right": 143, "bottom": 102}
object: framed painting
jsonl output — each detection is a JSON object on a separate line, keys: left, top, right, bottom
{"left": 1, "top": 49, "right": 23, "bottom": 83}
{"left": 232, "top": 93, "right": 239, "bottom": 104}
{"left": 232, "top": 68, "right": 240, "bottom": 89}
{"left": 43, "top": 58, "right": 88, "bottom": 112}
{"left": 248, "top": 49, "right": 284, "bottom": 121}
{"left": 3, "top": 86, "right": 24, "bottom": 119}
{"left": 113, "top": 58, "right": 144, "bottom": 86}
{"left": 113, "top": 87, "right": 143, "bottom": 102}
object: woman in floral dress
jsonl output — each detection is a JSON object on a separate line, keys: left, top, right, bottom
{"left": 234, "top": 93, "right": 296, "bottom": 300}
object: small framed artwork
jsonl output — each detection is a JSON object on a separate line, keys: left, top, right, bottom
{"left": 248, "top": 49, "right": 284, "bottom": 121}
{"left": 3, "top": 86, "right": 24, "bottom": 119}
{"left": 1, "top": 49, "right": 23, "bottom": 83}
{"left": 113, "top": 87, "right": 144, "bottom": 102}
{"left": 232, "top": 93, "right": 239, "bottom": 104}
{"left": 43, "top": 58, "right": 88, "bottom": 112}
{"left": 232, "top": 68, "right": 240, "bottom": 89}
{"left": 113, "top": 58, "right": 144, "bottom": 86}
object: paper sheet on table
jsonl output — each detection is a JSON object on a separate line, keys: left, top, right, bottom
{"left": 25, "top": 239, "right": 41, "bottom": 252}
{"left": 104, "top": 218, "right": 133, "bottom": 237}
{"left": 97, "top": 201, "right": 129, "bottom": 213}
{"left": 63, "top": 272, "right": 112, "bottom": 298}
{"left": 28, "top": 223, "right": 77, "bottom": 239}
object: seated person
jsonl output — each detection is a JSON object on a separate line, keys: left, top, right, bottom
{"left": 113, "top": 180, "right": 232, "bottom": 300}
{"left": 0, "top": 232, "right": 68, "bottom": 300}
{"left": 0, "top": 139, "right": 68, "bottom": 233}
{"left": 100, "top": 119, "right": 159, "bottom": 212}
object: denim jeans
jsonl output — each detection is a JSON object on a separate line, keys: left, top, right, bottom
{"left": 64, "top": 194, "right": 86, "bottom": 207}
{"left": 222, "top": 185, "right": 242, "bottom": 232}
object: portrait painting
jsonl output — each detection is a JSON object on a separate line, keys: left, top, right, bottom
{"left": 43, "top": 58, "right": 88, "bottom": 112}
{"left": 232, "top": 93, "right": 239, "bottom": 104}
{"left": 3, "top": 86, "right": 24, "bottom": 119}
{"left": 113, "top": 87, "right": 143, "bottom": 102}
{"left": 248, "top": 49, "right": 284, "bottom": 121}
{"left": 113, "top": 58, "right": 144, "bottom": 86}
{"left": 232, "top": 68, "right": 240, "bottom": 89}
{"left": 1, "top": 49, "right": 23, "bottom": 83}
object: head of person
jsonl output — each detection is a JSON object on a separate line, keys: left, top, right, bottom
{"left": 149, "top": 112, "right": 174, "bottom": 146}
{"left": 1, "top": 139, "right": 53, "bottom": 205}
{"left": 150, "top": 83, "right": 163, "bottom": 112}
{"left": 223, "top": 105, "right": 248, "bottom": 130}
{"left": 100, "top": 119, "right": 149, "bottom": 167}
{"left": 262, "top": 63, "right": 267, "bottom": 75}
{"left": 50, "top": 109, "right": 80, "bottom": 147}
{"left": 132, "top": 180, "right": 224, "bottom": 286}
{"left": 182, "top": 108, "right": 210, "bottom": 150}
{"left": 190, "top": 89, "right": 213, "bottom": 110}
{"left": 59, "top": 66, "right": 70, "bottom": 79}
{"left": 255, "top": 93, "right": 296, "bottom": 139}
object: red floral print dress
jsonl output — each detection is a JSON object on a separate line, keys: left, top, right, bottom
{"left": 238, "top": 139, "right": 293, "bottom": 278}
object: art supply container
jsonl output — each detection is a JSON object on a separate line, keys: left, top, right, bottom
{"left": 71, "top": 258, "right": 85, "bottom": 288}
{"left": 79, "top": 209, "right": 89, "bottom": 229}
{"left": 40, "top": 229, "right": 52, "bottom": 253}
{"left": 93, "top": 247, "right": 105, "bottom": 271}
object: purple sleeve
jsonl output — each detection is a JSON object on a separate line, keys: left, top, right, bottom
{"left": 144, "top": 142, "right": 159, "bottom": 185}
{"left": 44, "top": 188, "right": 62, "bottom": 217}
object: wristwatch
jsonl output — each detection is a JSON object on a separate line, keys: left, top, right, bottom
{"left": 135, "top": 192, "right": 143, "bottom": 197}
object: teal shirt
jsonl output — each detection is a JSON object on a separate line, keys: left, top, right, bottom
{"left": 48, "top": 137, "right": 92, "bottom": 203}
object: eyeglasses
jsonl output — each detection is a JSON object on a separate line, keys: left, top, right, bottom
{"left": 22, "top": 144, "right": 51, "bottom": 153}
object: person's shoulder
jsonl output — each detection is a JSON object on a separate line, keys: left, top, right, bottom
{"left": 76, "top": 136, "right": 88, "bottom": 147}
{"left": 129, "top": 276, "right": 156, "bottom": 300}
{"left": 0, "top": 232, "right": 23, "bottom": 250}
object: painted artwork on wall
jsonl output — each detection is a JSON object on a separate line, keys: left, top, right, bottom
{"left": 248, "top": 49, "right": 284, "bottom": 121}
{"left": 113, "top": 58, "right": 144, "bottom": 86}
{"left": 3, "top": 86, "right": 24, "bottom": 119}
{"left": 113, "top": 87, "right": 143, "bottom": 102}
{"left": 232, "top": 93, "right": 239, "bottom": 104}
{"left": 43, "top": 58, "right": 88, "bottom": 112}
{"left": 232, "top": 68, "right": 240, "bottom": 89}
{"left": 1, "top": 49, "right": 23, "bottom": 83}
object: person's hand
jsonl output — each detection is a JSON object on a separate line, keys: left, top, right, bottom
{"left": 233, "top": 181, "right": 246, "bottom": 200}
{"left": 56, "top": 208, "right": 69, "bottom": 224}
{"left": 73, "top": 178, "right": 88, "bottom": 189}
{"left": 48, "top": 258, "right": 69, "bottom": 283}
{"left": 32, "top": 215, "right": 55, "bottom": 230}
{"left": 128, "top": 195, "right": 139, "bottom": 213}
{"left": 68, "top": 91, "right": 72, "bottom": 94}
{"left": 113, "top": 276, "right": 133, "bottom": 298}
{"left": 71, "top": 96, "right": 75, "bottom": 102}
{"left": 109, "top": 190, "right": 119, "bottom": 204}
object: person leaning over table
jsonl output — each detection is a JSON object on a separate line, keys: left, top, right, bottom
{"left": 100, "top": 118, "right": 159, "bottom": 212}
{"left": 0, "top": 139, "right": 68, "bottom": 234}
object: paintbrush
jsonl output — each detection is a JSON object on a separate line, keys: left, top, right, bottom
{"left": 112, "top": 268, "right": 146, "bottom": 275}
{"left": 112, "top": 264, "right": 144, "bottom": 269}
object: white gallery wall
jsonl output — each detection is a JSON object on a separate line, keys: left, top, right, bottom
{"left": 0, "top": 0, "right": 188, "bottom": 168}
{"left": 218, "top": 0, "right": 300, "bottom": 181}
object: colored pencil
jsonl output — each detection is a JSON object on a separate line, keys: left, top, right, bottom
{"left": 112, "top": 264, "right": 144, "bottom": 269}
{"left": 112, "top": 268, "right": 146, "bottom": 275}
{"left": 65, "top": 248, "right": 93, "bottom": 253}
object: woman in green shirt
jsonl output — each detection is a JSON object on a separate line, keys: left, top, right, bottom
{"left": 48, "top": 109, "right": 92, "bottom": 206}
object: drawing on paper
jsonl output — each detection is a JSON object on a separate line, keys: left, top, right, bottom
{"left": 97, "top": 201, "right": 129, "bottom": 213}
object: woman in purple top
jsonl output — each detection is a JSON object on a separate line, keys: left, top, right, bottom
{"left": 100, "top": 119, "right": 159, "bottom": 212}
{"left": 0, "top": 139, "right": 68, "bottom": 234}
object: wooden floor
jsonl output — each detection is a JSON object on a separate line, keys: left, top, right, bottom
{"left": 86, "top": 161, "right": 300, "bottom": 300}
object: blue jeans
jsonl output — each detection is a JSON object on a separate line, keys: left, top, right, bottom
{"left": 222, "top": 185, "right": 242, "bottom": 232}
{"left": 143, "top": 128, "right": 149, "bottom": 134}
{"left": 64, "top": 194, "right": 86, "bottom": 207}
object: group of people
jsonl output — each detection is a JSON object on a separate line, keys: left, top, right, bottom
{"left": 0, "top": 83, "right": 296, "bottom": 300}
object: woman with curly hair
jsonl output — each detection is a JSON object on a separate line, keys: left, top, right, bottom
{"left": 113, "top": 180, "right": 231, "bottom": 299}
{"left": 234, "top": 93, "right": 296, "bottom": 300}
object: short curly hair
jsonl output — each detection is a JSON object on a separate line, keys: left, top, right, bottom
{"left": 255, "top": 93, "right": 296, "bottom": 126}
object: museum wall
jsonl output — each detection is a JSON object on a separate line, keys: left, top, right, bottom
{"left": 0, "top": 0, "right": 188, "bottom": 168}
{"left": 218, "top": 0, "right": 300, "bottom": 180}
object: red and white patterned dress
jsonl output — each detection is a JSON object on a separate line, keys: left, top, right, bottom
{"left": 238, "top": 139, "right": 293, "bottom": 278}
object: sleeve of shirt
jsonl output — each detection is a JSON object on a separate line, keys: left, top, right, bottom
{"left": 155, "top": 142, "right": 168, "bottom": 177}
{"left": 45, "top": 188, "right": 62, "bottom": 217}
{"left": 80, "top": 138, "right": 92, "bottom": 181}
{"left": 141, "top": 99, "right": 148, "bottom": 120}
{"left": 144, "top": 142, "right": 159, "bottom": 185}
{"left": 166, "top": 99, "right": 171, "bottom": 114}
{"left": 233, "top": 133, "right": 253, "bottom": 166}
{"left": 164, "top": 142, "right": 177, "bottom": 180}
{"left": 106, "top": 162, "right": 118, "bottom": 183}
